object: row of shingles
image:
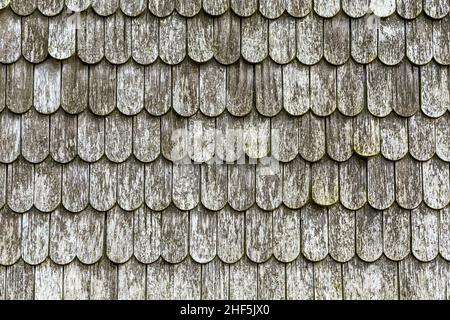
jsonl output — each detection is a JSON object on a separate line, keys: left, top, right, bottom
{"left": 2, "top": 0, "right": 450, "bottom": 20}
{"left": 0, "top": 255, "right": 449, "bottom": 300}
{"left": 1, "top": 108, "right": 450, "bottom": 212}
{"left": 2, "top": 54, "right": 450, "bottom": 119}
{"left": 1, "top": 150, "right": 450, "bottom": 213}
{"left": 2, "top": 7, "right": 450, "bottom": 67}
{"left": 0, "top": 200, "right": 449, "bottom": 266}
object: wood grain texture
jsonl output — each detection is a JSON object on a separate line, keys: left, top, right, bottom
{"left": 311, "top": 157, "right": 339, "bottom": 207}
{"left": 367, "top": 61, "right": 395, "bottom": 117}
{"left": 0, "top": 207, "right": 21, "bottom": 266}
{"left": 399, "top": 256, "right": 447, "bottom": 300}
{"left": 50, "top": 109, "right": 77, "bottom": 163}
{"left": 227, "top": 161, "right": 255, "bottom": 211}
{"left": 258, "top": 258, "right": 285, "bottom": 300}
{"left": 378, "top": 15, "right": 405, "bottom": 66}
{"left": 337, "top": 60, "right": 365, "bottom": 116}
{"left": 409, "top": 111, "right": 435, "bottom": 161}
{"left": 61, "top": 57, "right": 88, "bottom": 114}
{"left": 436, "top": 113, "right": 450, "bottom": 162}
{"left": 395, "top": 155, "right": 423, "bottom": 210}
{"left": 172, "top": 60, "right": 199, "bottom": 117}
{"left": 226, "top": 60, "right": 254, "bottom": 117}
{"left": 283, "top": 60, "right": 309, "bottom": 116}
{"left": 89, "top": 60, "right": 116, "bottom": 116}
{"left": 256, "top": 159, "right": 282, "bottom": 211}
{"left": 326, "top": 111, "right": 353, "bottom": 162}
{"left": 5, "top": 260, "right": 34, "bottom": 300}
{"left": 63, "top": 259, "right": 90, "bottom": 300}
{"left": 201, "top": 258, "right": 229, "bottom": 300}
{"left": 421, "top": 61, "right": 450, "bottom": 118}
{"left": 213, "top": 10, "right": 240, "bottom": 65}
{"left": 106, "top": 206, "right": 134, "bottom": 264}
{"left": 298, "top": 112, "right": 326, "bottom": 162}
{"left": 324, "top": 12, "right": 350, "bottom": 65}
{"left": 241, "top": 13, "right": 267, "bottom": 64}
{"left": 353, "top": 109, "right": 380, "bottom": 157}
{"left": 148, "top": 0, "right": 174, "bottom": 17}
{"left": 368, "top": 156, "right": 395, "bottom": 210}
{"left": 314, "top": 256, "right": 342, "bottom": 300}
{"left": 144, "top": 156, "right": 172, "bottom": 211}
{"left": 273, "top": 206, "right": 300, "bottom": 263}
{"left": 424, "top": 0, "right": 450, "bottom": 18}
{"left": 77, "top": 9, "right": 104, "bottom": 64}
{"left": 187, "top": 112, "right": 215, "bottom": 163}
{"left": 117, "top": 60, "right": 144, "bottom": 116}
{"left": 105, "top": 11, "right": 132, "bottom": 64}
{"left": 433, "top": 15, "right": 450, "bottom": 65}
{"left": 0, "top": 110, "right": 20, "bottom": 164}
{"left": 271, "top": 111, "right": 299, "bottom": 162}
{"left": 34, "top": 159, "right": 61, "bottom": 213}
{"left": 217, "top": 206, "right": 244, "bottom": 264}
{"left": 350, "top": 15, "right": 379, "bottom": 64}
{"left": 48, "top": 12, "right": 76, "bottom": 60}
{"left": 77, "top": 111, "right": 105, "bottom": 162}
{"left": 10, "top": 0, "right": 37, "bottom": 15}
{"left": 229, "top": 257, "right": 257, "bottom": 300}
{"left": 120, "top": 0, "right": 147, "bottom": 16}
{"left": 286, "top": 256, "right": 314, "bottom": 300}
{"left": 282, "top": 157, "right": 310, "bottom": 209}
{"left": 132, "top": 11, "right": 158, "bottom": 65}
{"left": 397, "top": 0, "right": 422, "bottom": 19}
{"left": 412, "top": 204, "right": 439, "bottom": 262}
{"left": 286, "top": 0, "right": 312, "bottom": 17}
{"left": 105, "top": 111, "right": 132, "bottom": 162}
{"left": 187, "top": 12, "right": 213, "bottom": 63}
{"left": 175, "top": 0, "right": 201, "bottom": 17}
{"left": 21, "top": 108, "right": 49, "bottom": 162}
{"left": 370, "top": 0, "right": 396, "bottom": 17}
{"left": 296, "top": 12, "right": 323, "bottom": 65}
{"left": 440, "top": 207, "right": 450, "bottom": 260}
{"left": 161, "top": 206, "right": 189, "bottom": 264}
{"left": 76, "top": 208, "right": 105, "bottom": 265}
{"left": 38, "top": 0, "right": 64, "bottom": 16}
{"left": 310, "top": 61, "right": 337, "bottom": 116}
{"left": 145, "top": 60, "right": 172, "bottom": 116}
{"left": 35, "top": 259, "right": 62, "bottom": 300}
{"left": 301, "top": 204, "right": 328, "bottom": 262}
{"left": 255, "top": 59, "right": 283, "bottom": 117}
{"left": 383, "top": 204, "right": 411, "bottom": 261}
{"left": 117, "top": 157, "right": 144, "bottom": 211}
{"left": 342, "top": 0, "right": 368, "bottom": 18}
{"left": 422, "top": 157, "right": 450, "bottom": 209}
{"left": 314, "top": 0, "right": 340, "bottom": 17}
{"left": 90, "top": 258, "right": 117, "bottom": 300}
{"left": 22, "top": 11, "right": 48, "bottom": 63}
{"left": 243, "top": 111, "right": 270, "bottom": 159}
{"left": 201, "top": 162, "right": 227, "bottom": 211}
{"left": 134, "top": 207, "right": 161, "bottom": 264}
{"left": 6, "top": 57, "right": 33, "bottom": 113}
{"left": 190, "top": 205, "right": 217, "bottom": 264}
{"left": 329, "top": 204, "right": 355, "bottom": 263}
{"left": 246, "top": 206, "right": 273, "bottom": 263}
{"left": 356, "top": 206, "right": 383, "bottom": 262}
{"left": 7, "top": 158, "right": 34, "bottom": 213}
{"left": 269, "top": 14, "right": 296, "bottom": 64}
{"left": 406, "top": 14, "right": 433, "bottom": 65}
{"left": 380, "top": 113, "right": 408, "bottom": 161}
{"left": 34, "top": 58, "right": 61, "bottom": 114}
{"left": 49, "top": 208, "right": 77, "bottom": 265}
{"left": 230, "top": 0, "right": 257, "bottom": 17}
{"left": 172, "top": 163, "right": 200, "bottom": 211}
{"left": 133, "top": 111, "right": 160, "bottom": 163}
{"left": 0, "top": 9, "right": 21, "bottom": 64}
{"left": 159, "top": 13, "right": 186, "bottom": 64}
{"left": 339, "top": 156, "right": 367, "bottom": 210}
{"left": 394, "top": 60, "right": 420, "bottom": 117}
{"left": 200, "top": 60, "right": 226, "bottom": 117}
{"left": 118, "top": 258, "right": 146, "bottom": 300}
{"left": 343, "top": 257, "right": 398, "bottom": 300}
{"left": 89, "top": 158, "right": 117, "bottom": 211}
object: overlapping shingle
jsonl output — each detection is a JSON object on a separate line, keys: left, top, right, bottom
{"left": 1, "top": 2, "right": 450, "bottom": 300}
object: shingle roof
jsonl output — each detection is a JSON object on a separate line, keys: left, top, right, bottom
{"left": 1, "top": 0, "right": 450, "bottom": 300}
